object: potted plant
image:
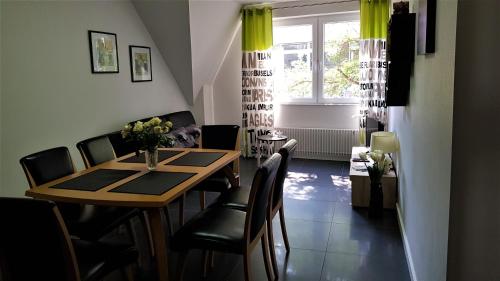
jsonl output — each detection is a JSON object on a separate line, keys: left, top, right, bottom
{"left": 121, "top": 117, "right": 175, "bottom": 170}
{"left": 365, "top": 150, "right": 393, "bottom": 217}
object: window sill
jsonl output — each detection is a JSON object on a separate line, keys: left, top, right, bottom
{"left": 278, "top": 102, "right": 359, "bottom": 106}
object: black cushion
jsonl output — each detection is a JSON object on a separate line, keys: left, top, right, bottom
{"left": 165, "top": 111, "right": 196, "bottom": 130}
{"left": 77, "top": 135, "right": 116, "bottom": 168}
{"left": 172, "top": 207, "right": 247, "bottom": 254}
{"left": 74, "top": 239, "right": 138, "bottom": 281}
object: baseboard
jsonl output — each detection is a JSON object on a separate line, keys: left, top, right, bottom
{"left": 396, "top": 203, "right": 419, "bottom": 281}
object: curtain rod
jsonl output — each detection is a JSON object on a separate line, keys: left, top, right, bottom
{"left": 271, "top": 0, "right": 359, "bottom": 10}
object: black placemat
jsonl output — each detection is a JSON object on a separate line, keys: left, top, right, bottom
{"left": 110, "top": 171, "right": 196, "bottom": 195}
{"left": 166, "top": 151, "right": 226, "bottom": 167}
{"left": 50, "top": 169, "right": 138, "bottom": 191}
{"left": 118, "top": 150, "right": 183, "bottom": 163}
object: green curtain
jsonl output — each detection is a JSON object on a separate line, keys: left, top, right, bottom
{"left": 241, "top": 6, "right": 273, "bottom": 51}
{"left": 360, "top": 0, "right": 389, "bottom": 39}
{"left": 359, "top": 0, "right": 390, "bottom": 145}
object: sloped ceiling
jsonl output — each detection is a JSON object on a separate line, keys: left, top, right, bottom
{"left": 189, "top": 1, "right": 242, "bottom": 99}
{"left": 132, "top": 0, "right": 194, "bottom": 104}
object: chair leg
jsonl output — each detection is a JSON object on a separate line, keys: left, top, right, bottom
{"left": 199, "top": 191, "right": 206, "bottom": 210}
{"left": 261, "top": 227, "right": 275, "bottom": 281}
{"left": 279, "top": 206, "right": 290, "bottom": 253}
{"left": 178, "top": 194, "right": 185, "bottom": 226}
{"left": 176, "top": 251, "right": 188, "bottom": 281}
{"left": 125, "top": 220, "right": 137, "bottom": 245}
{"left": 243, "top": 252, "right": 251, "bottom": 281}
{"left": 266, "top": 216, "right": 279, "bottom": 278}
{"left": 163, "top": 206, "right": 173, "bottom": 237}
{"left": 140, "top": 211, "right": 155, "bottom": 257}
{"left": 202, "top": 250, "right": 209, "bottom": 278}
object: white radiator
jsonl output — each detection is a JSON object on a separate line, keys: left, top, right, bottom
{"left": 275, "top": 127, "right": 359, "bottom": 161}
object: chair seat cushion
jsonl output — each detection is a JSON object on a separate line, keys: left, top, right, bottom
{"left": 218, "top": 186, "right": 250, "bottom": 211}
{"left": 172, "top": 207, "right": 247, "bottom": 254}
{"left": 67, "top": 206, "right": 140, "bottom": 241}
{"left": 73, "top": 239, "right": 138, "bottom": 281}
{"left": 192, "top": 173, "right": 231, "bottom": 193}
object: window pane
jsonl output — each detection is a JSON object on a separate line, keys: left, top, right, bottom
{"left": 323, "top": 21, "right": 359, "bottom": 99}
{"left": 273, "top": 24, "right": 313, "bottom": 100}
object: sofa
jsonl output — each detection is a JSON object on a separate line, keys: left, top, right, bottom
{"left": 107, "top": 110, "right": 200, "bottom": 157}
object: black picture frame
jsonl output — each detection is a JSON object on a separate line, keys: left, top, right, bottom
{"left": 129, "top": 45, "right": 153, "bottom": 82}
{"left": 88, "top": 30, "right": 119, "bottom": 73}
{"left": 417, "top": 0, "right": 436, "bottom": 54}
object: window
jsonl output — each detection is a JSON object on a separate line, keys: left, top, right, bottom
{"left": 273, "top": 13, "right": 360, "bottom": 104}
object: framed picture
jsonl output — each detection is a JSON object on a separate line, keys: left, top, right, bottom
{"left": 88, "top": 30, "right": 119, "bottom": 73}
{"left": 417, "top": 0, "right": 436, "bottom": 54}
{"left": 129, "top": 45, "right": 152, "bottom": 82}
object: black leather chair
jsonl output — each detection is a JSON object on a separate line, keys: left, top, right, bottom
{"left": 76, "top": 135, "right": 117, "bottom": 167}
{"left": 77, "top": 136, "right": 153, "bottom": 248}
{"left": 0, "top": 197, "right": 138, "bottom": 281}
{"left": 19, "top": 146, "right": 138, "bottom": 241}
{"left": 194, "top": 125, "right": 240, "bottom": 209}
{"left": 172, "top": 153, "right": 281, "bottom": 281}
{"left": 218, "top": 139, "right": 298, "bottom": 277}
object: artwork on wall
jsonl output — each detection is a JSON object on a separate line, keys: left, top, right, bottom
{"left": 129, "top": 45, "right": 152, "bottom": 82}
{"left": 417, "top": 0, "right": 436, "bottom": 54}
{"left": 88, "top": 30, "right": 119, "bottom": 73}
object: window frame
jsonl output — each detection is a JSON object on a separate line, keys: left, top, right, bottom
{"left": 273, "top": 12, "right": 360, "bottom": 105}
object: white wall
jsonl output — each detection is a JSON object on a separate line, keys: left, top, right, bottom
{"left": 388, "top": 1, "right": 458, "bottom": 280}
{"left": 447, "top": 0, "right": 500, "bottom": 279}
{"left": 212, "top": 0, "right": 361, "bottom": 129}
{"left": 0, "top": 0, "right": 189, "bottom": 197}
{"left": 132, "top": 0, "right": 194, "bottom": 105}
{"left": 189, "top": 1, "right": 241, "bottom": 101}
{"left": 213, "top": 29, "right": 242, "bottom": 125}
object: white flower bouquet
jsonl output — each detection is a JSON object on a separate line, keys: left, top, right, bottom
{"left": 121, "top": 117, "right": 176, "bottom": 153}
{"left": 366, "top": 149, "right": 393, "bottom": 183}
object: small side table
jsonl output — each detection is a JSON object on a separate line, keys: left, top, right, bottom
{"left": 349, "top": 146, "right": 397, "bottom": 209}
{"left": 257, "top": 135, "right": 288, "bottom": 166}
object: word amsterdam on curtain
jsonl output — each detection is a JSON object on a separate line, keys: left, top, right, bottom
{"left": 359, "top": 0, "right": 389, "bottom": 141}
{"left": 241, "top": 6, "right": 274, "bottom": 157}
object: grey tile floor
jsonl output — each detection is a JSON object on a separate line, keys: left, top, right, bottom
{"left": 112, "top": 157, "right": 411, "bottom": 281}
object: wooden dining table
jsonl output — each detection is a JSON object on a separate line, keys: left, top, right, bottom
{"left": 25, "top": 147, "right": 241, "bottom": 281}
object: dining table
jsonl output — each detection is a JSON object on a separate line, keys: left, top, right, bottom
{"left": 25, "top": 147, "right": 241, "bottom": 281}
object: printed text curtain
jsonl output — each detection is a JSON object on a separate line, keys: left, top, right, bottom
{"left": 359, "top": 0, "right": 389, "bottom": 143}
{"left": 241, "top": 6, "right": 274, "bottom": 157}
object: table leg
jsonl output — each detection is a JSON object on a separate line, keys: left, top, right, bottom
{"left": 147, "top": 208, "right": 169, "bottom": 281}
{"left": 222, "top": 165, "right": 240, "bottom": 188}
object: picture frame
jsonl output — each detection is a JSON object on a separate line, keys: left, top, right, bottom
{"left": 129, "top": 45, "right": 152, "bottom": 82}
{"left": 417, "top": 0, "right": 436, "bottom": 54}
{"left": 88, "top": 30, "right": 119, "bottom": 73}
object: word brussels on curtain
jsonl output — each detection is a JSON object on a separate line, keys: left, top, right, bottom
{"left": 241, "top": 6, "right": 274, "bottom": 157}
{"left": 359, "top": 0, "right": 389, "bottom": 137}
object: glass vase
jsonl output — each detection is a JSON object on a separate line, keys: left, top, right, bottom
{"left": 145, "top": 148, "right": 158, "bottom": 171}
{"left": 369, "top": 180, "right": 384, "bottom": 218}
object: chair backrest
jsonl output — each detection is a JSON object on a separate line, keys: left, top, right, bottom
{"left": 77, "top": 135, "right": 116, "bottom": 168}
{"left": 201, "top": 125, "right": 240, "bottom": 150}
{"left": 273, "top": 139, "right": 298, "bottom": 208}
{"left": 0, "top": 198, "right": 80, "bottom": 281}
{"left": 165, "top": 111, "right": 196, "bottom": 130}
{"left": 19, "top": 147, "right": 76, "bottom": 188}
{"left": 245, "top": 153, "right": 281, "bottom": 242}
